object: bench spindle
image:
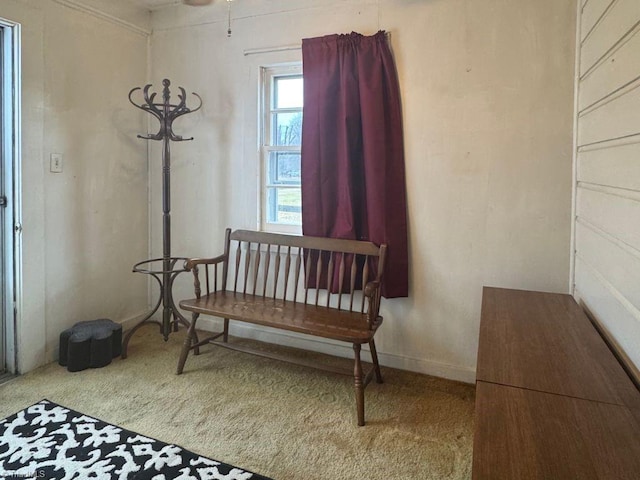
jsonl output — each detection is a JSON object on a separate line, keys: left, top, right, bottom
{"left": 243, "top": 242, "right": 252, "bottom": 295}
{"left": 338, "top": 252, "right": 345, "bottom": 310}
{"left": 263, "top": 244, "right": 271, "bottom": 298}
{"left": 349, "top": 254, "right": 357, "bottom": 312}
{"left": 293, "top": 247, "right": 301, "bottom": 303}
{"left": 273, "top": 245, "right": 281, "bottom": 299}
{"left": 326, "top": 251, "right": 335, "bottom": 308}
{"left": 252, "top": 243, "right": 261, "bottom": 296}
{"left": 304, "top": 249, "right": 311, "bottom": 304}
{"left": 284, "top": 246, "right": 291, "bottom": 301}
{"left": 315, "top": 250, "right": 323, "bottom": 306}
{"left": 234, "top": 242, "right": 241, "bottom": 293}
{"left": 361, "top": 257, "right": 369, "bottom": 313}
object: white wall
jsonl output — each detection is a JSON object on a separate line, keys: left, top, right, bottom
{"left": 574, "top": 0, "right": 640, "bottom": 379}
{"left": 150, "top": 0, "right": 577, "bottom": 383}
{"left": 1, "top": 0, "right": 151, "bottom": 372}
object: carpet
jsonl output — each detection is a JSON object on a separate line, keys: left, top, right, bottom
{"left": 0, "top": 399, "right": 272, "bottom": 480}
{"left": 0, "top": 327, "right": 476, "bottom": 479}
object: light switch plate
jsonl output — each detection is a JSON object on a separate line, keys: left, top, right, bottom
{"left": 50, "top": 153, "right": 63, "bottom": 173}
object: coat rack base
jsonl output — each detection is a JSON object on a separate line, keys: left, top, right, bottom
{"left": 121, "top": 257, "right": 199, "bottom": 359}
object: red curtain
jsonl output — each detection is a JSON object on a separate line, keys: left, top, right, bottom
{"left": 301, "top": 31, "right": 408, "bottom": 298}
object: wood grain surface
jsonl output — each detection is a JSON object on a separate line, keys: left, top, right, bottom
{"left": 473, "top": 381, "right": 640, "bottom": 480}
{"left": 180, "top": 291, "right": 380, "bottom": 343}
{"left": 477, "top": 287, "right": 639, "bottom": 408}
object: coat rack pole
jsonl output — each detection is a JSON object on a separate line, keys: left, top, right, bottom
{"left": 121, "top": 79, "right": 202, "bottom": 358}
{"left": 162, "top": 134, "right": 172, "bottom": 339}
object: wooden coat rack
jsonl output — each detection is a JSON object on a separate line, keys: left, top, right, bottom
{"left": 122, "top": 79, "right": 202, "bottom": 358}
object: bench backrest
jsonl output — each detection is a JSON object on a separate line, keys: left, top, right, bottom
{"left": 202, "top": 229, "right": 387, "bottom": 315}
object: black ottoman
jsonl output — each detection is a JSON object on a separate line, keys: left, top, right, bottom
{"left": 59, "top": 319, "right": 122, "bottom": 372}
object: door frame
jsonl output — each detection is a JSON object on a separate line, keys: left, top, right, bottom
{"left": 0, "top": 16, "right": 22, "bottom": 375}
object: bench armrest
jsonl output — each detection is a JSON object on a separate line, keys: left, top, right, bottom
{"left": 183, "top": 254, "right": 226, "bottom": 271}
{"left": 363, "top": 280, "right": 382, "bottom": 328}
{"left": 364, "top": 280, "right": 380, "bottom": 299}
{"left": 184, "top": 253, "right": 228, "bottom": 298}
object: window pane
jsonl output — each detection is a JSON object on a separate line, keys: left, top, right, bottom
{"left": 275, "top": 76, "right": 303, "bottom": 109}
{"left": 266, "top": 188, "right": 301, "bottom": 225}
{"left": 272, "top": 112, "right": 303, "bottom": 146}
{"left": 267, "top": 151, "right": 301, "bottom": 185}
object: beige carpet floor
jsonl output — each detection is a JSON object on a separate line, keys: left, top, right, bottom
{"left": 0, "top": 326, "right": 475, "bottom": 479}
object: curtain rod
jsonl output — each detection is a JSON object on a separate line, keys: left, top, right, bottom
{"left": 243, "top": 32, "right": 391, "bottom": 57}
{"left": 244, "top": 44, "right": 300, "bottom": 56}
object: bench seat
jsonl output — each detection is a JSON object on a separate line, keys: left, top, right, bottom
{"left": 180, "top": 291, "right": 382, "bottom": 343}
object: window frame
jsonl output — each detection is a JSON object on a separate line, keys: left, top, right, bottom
{"left": 259, "top": 64, "right": 303, "bottom": 235}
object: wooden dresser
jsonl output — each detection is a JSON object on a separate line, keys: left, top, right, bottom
{"left": 473, "top": 287, "right": 640, "bottom": 479}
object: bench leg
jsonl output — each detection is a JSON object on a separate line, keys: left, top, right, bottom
{"left": 192, "top": 328, "right": 200, "bottom": 356}
{"left": 177, "top": 312, "right": 199, "bottom": 375}
{"left": 369, "top": 339, "right": 383, "bottom": 384}
{"left": 223, "top": 318, "right": 229, "bottom": 343}
{"left": 353, "top": 343, "right": 365, "bottom": 426}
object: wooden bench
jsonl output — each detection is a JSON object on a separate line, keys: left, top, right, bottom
{"left": 176, "top": 228, "right": 387, "bottom": 426}
{"left": 473, "top": 287, "right": 640, "bottom": 479}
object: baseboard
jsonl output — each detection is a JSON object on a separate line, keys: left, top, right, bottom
{"left": 196, "top": 317, "right": 476, "bottom": 384}
{"left": 45, "top": 312, "right": 476, "bottom": 383}
{"left": 120, "top": 310, "right": 154, "bottom": 331}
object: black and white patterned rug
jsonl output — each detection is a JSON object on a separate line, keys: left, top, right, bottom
{"left": 0, "top": 399, "right": 273, "bottom": 480}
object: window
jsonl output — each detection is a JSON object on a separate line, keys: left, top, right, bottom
{"left": 260, "top": 65, "right": 303, "bottom": 233}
